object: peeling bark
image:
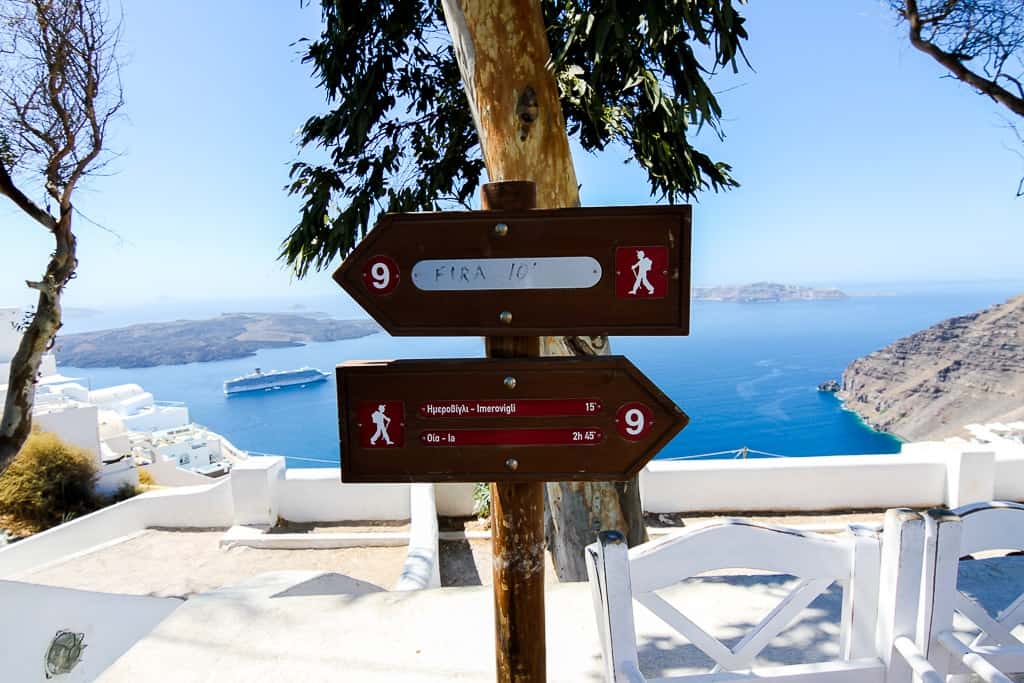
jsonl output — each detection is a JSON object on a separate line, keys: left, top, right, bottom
{"left": 442, "top": 0, "right": 647, "bottom": 582}
{"left": 0, "top": 209, "right": 77, "bottom": 471}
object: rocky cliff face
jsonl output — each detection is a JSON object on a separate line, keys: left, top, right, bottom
{"left": 838, "top": 294, "right": 1024, "bottom": 441}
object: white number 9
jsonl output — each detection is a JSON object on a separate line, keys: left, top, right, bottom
{"left": 624, "top": 408, "right": 645, "bottom": 436}
{"left": 370, "top": 262, "right": 391, "bottom": 290}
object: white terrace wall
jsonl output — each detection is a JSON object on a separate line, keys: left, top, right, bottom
{"left": 139, "top": 457, "right": 212, "bottom": 487}
{"left": 641, "top": 453, "right": 947, "bottom": 513}
{"left": 639, "top": 443, "right": 1024, "bottom": 514}
{"left": 0, "top": 580, "right": 180, "bottom": 682}
{"left": 230, "top": 460, "right": 477, "bottom": 525}
{"left": 5, "top": 445, "right": 1022, "bottom": 579}
{"left": 0, "top": 480, "right": 232, "bottom": 578}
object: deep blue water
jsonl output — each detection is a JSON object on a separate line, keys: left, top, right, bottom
{"left": 61, "top": 283, "right": 1023, "bottom": 467}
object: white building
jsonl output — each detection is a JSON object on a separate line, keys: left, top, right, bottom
{"left": 1, "top": 306, "right": 248, "bottom": 492}
{"left": 0, "top": 306, "right": 20, "bottom": 383}
{"left": 0, "top": 306, "right": 59, "bottom": 402}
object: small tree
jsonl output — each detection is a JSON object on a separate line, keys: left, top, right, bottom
{"left": 0, "top": 0, "right": 123, "bottom": 473}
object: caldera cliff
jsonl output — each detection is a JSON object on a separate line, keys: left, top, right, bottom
{"left": 837, "top": 294, "right": 1024, "bottom": 441}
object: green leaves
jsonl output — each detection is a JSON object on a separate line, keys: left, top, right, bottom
{"left": 282, "top": 1, "right": 484, "bottom": 279}
{"left": 284, "top": 0, "right": 750, "bottom": 277}
{"left": 544, "top": 0, "right": 749, "bottom": 201}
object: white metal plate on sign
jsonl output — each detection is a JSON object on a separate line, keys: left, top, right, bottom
{"left": 411, "top": 257, "right": 602, "bottom": 291}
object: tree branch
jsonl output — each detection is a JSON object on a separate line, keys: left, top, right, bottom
{"left": 0, "top": 159, "right": 58, "bottom": 230}
{"left": 905, "top": 0, "right": 1024, "bottom": 117}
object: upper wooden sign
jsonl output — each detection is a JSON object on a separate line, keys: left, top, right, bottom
{"left": 333, "top": 206, "right": 692, "bottom": 336}
{"left": 337, "top": 355, "right": 689, "bottom": 483}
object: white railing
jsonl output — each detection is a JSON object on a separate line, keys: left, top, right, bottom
{"left": 589, "top": 501, "right": 1024, "bottom": 682}
{"left": 640, "top": 444, "right": 1020, "bottom": 513}
{"left": 587, "top": 511, "right": 942, "bottom": 682}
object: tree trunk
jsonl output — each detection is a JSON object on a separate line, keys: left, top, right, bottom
{"left": 0, "top": 209, "right": 76, "bottom": 472}
{"left": 441, "top": 0, "right": 647, "bottom": 581}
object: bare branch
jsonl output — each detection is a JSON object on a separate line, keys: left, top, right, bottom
{"left": 0, "top": 159, "right": 56, "bottom": 229}
{"left": 905, "top": 0, "right": 1024, "bottom": 116}
{"left": 899, "top": 0, "right": 1024, "bottom": 117}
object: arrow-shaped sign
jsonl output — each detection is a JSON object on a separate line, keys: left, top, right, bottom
{"left": 333, "top": 205, "right": 692, "bottom": 336}
{"left": 336, "top": 355, "right": 689, "bottom": 482}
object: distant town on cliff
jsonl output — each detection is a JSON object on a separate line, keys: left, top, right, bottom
{"left": 693, "top": 282, "right": 847, "bottom": 303}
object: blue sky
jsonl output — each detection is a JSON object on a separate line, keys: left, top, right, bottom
{"left": 2, "top": 0, "right": 1021, "bottom": 309}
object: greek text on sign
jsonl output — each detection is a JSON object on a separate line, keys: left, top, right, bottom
{"left": 336, "top": 356, "right": 689, "bottom": 482}
{"left": 333, "top": 205, "right": 691, "bottom": 336}
{"left": 419, "top": 399, "right": 602, "bottom": 418}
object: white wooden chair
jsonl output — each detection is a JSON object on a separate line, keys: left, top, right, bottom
{"left": 586, "top": 510, "right": 942, "bottom": 683}
{"left": 915, "top": 502, "right": 1024, "bottom": 683}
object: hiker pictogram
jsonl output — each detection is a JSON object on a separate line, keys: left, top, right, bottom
{"left": 615, "top": 245, "right": 669, "bottom": 299}
{"left": 370, "top": 404, "right": 393, "bottom": 445}
{"left": 357, "top": 400, "right": 404, "bottom": 448}
{"left": 629, "top": 250, "right": 655, "bottom": 295}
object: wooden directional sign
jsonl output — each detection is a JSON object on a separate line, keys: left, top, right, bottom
{"left": 333, "top": 206, "right": 692, "bottom": 336}
{"left": 336, "top": 355, "right": 688, "bottom": 483}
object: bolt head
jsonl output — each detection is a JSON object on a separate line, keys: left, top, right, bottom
{"left": 503, "top": 376, "right": 517, "bottom": 390}
{"left": 493, "top": 223, "right": 509, "bottom": 237}
{"left": 499, "top": 310, "right": 513, "bottom": 325}
{"left": 505, "top": 458, "right": 519, "bottom": 471}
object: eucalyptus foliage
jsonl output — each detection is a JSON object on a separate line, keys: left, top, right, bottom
{"left": 284, "top": 0, "right": 749, "bottom": 277}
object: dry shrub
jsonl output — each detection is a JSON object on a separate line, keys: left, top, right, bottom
{"left": 0, "top": 431, "right": 98, "bottom": 531}
{"left": 137, "top": 468, "right": 155, "bottom": 486}
{"left": 106, "top": 480, "right": 140, "bottom": 504}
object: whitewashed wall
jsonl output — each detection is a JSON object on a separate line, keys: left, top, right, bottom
{"left": 34, "top": 404, "right": 101, "bottom": 458}
{"left": 436, "top": 482, "right": 477, "bottom": 517}
{"left": 276, "top": 467, "right": 410, "bottom": 522}
{"left": 0, "top": 580, "right": 180, "bottom": 682}
{"left": 96, "top": 459, "right": 140, "bottom": 495}
{"left": 641, "top": 454, "right": 948, "bottom": 513}
{"left": 0, "top": 306, "right": 20, "bottom": 362}
{"left": 240, "top": 465, "right": 474, "bottom": 521}
{"left": 394, "top": 484, "right": 441, "bottom": 591}
{"left": 139, "top": 457, "right": 211, "bottom": 487}
{"left": 0, "top": 480, "right": 232, "bottom": 578}
{"left": 6, "top": 444, "right": 1023, "bottom": 580}
{"left": 638, "top": 443, "right": 1024, "bottom": 514}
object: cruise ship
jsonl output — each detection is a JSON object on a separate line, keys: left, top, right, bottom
{"left": 223, "top": 367, "right": 330, "bottom": 395}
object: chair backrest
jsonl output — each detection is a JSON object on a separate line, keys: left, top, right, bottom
{"left": 916, "top": 502, "right": 1024, "bottom": 679}
{"left": 586, "top": 517, "right": 885, "bottom": 681}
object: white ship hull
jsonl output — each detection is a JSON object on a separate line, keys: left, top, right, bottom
{"left": 223, "top": 372, "right": 328, "bottom": 395}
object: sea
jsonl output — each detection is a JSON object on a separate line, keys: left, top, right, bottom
{"left": 58, "top": 281, "right": 1023, "bottom": 468}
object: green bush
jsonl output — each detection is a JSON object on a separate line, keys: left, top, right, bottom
{"left": 472, "top": 482, "right": 491, "bottom": 519}
{"left": 0, "top": 431, "right": 98, "bottom": 531}
{"left": 107, "top": 481, "right": 141, "bottom": 504}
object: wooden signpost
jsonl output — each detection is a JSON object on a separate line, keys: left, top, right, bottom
{"left": 333, "top": 180, "right": 691, "bottom": 682}
{"left": 333, "top": 204, "right": 691, "bottom": 336}
{"left": 336, "top": 356, "right": 689, "bottom": 483}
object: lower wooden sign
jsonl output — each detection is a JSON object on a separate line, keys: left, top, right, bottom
{"left": 336, "top": 356, "right": 689, "bottom": 482}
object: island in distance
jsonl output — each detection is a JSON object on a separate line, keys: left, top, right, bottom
{"left": 55, "top": 313, "right": 381, "bottom": 368}
{"left": 693, "top": 282, "right": 847, "bottom": 303}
